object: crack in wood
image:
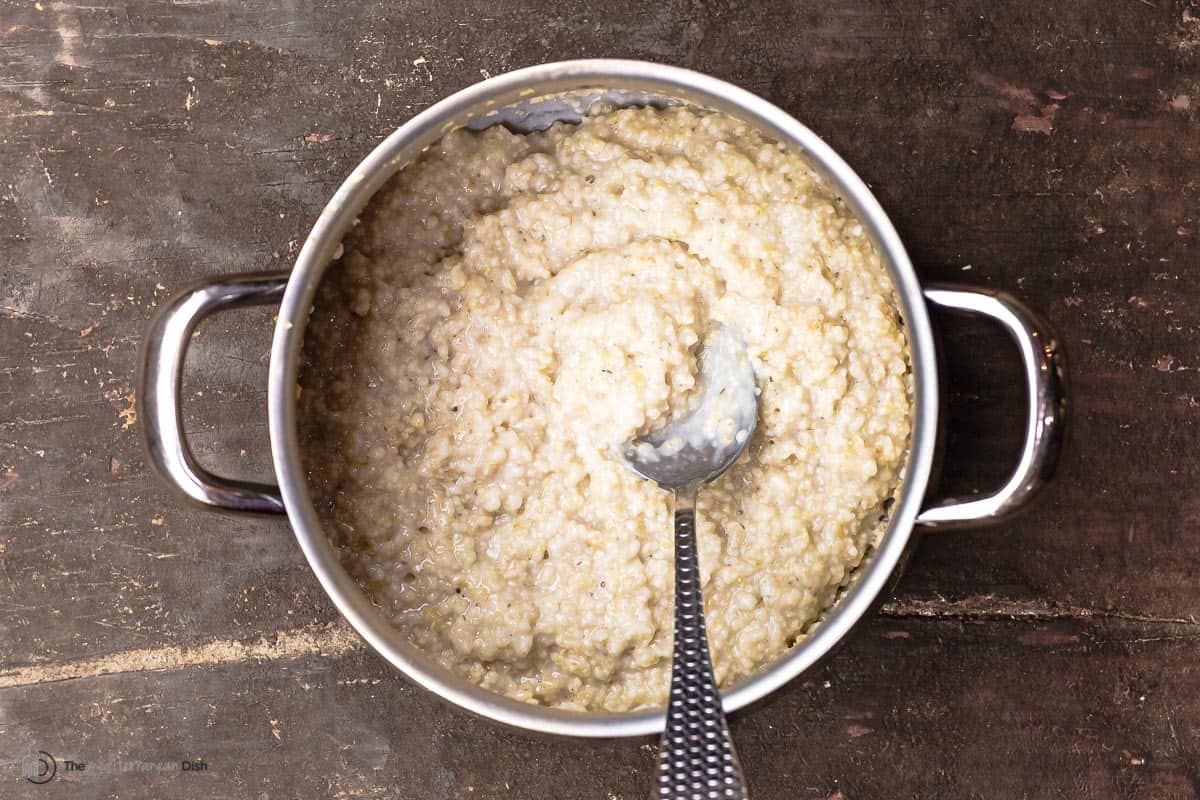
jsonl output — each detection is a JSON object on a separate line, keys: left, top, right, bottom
{"left": 880, "top": 596, "right": 1199, "bottom": 626}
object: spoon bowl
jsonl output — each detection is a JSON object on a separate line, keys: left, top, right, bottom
{"left": 623, "top": 325, "right": 759, "bottom": 493}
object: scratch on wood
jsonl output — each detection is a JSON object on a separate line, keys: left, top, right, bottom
{"left": 32, "top": 146, "right": 54, "bottom": 186}
{"left": 0, "top": 622, "right": 362, "bottom": 689}
{"left": 0, "top": 414, "right": 89, "bottom": 430}
{"left": 1, "top": 306, "right": 62, "bottom": 324}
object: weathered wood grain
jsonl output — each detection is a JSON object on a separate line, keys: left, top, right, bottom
{"left": 2, "top": 615, "right": 1199, "bottom": 799}
{"left": 2, "top": 0, "right": 1198, "bottom": 796}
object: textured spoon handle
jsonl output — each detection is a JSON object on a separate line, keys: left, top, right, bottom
{"left": 655, "top": 506, "right": 749, "bottom": 800}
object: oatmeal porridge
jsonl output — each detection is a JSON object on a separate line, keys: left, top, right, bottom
{"left": 298, "top": 105, "right": 912, "bottom": 712}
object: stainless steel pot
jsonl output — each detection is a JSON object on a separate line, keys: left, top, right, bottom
{"left": 138, "top": 60, "right": 1065, "bottom": 738}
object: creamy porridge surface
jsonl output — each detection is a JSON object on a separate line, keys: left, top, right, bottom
{"left": 299, "top": 106, "right": 912, "bottom": 712}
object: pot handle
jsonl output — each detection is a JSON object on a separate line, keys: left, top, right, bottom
{"left": 138, "top": 273, "right": 291, "bottom": 515}
{"left": 915, "top": 284, "right": 1066, "bottom": 529}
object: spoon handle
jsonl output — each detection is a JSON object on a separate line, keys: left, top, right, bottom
{"left": 655, "top": 500, "right": 749, "bottom": 800}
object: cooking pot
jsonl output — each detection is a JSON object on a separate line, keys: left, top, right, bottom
{"left": 138, "top": 60, "right": 1065, "bottom": 738}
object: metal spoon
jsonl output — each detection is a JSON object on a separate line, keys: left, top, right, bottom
{"left": 622, "top": 326, "right": 758, "bottom": 800}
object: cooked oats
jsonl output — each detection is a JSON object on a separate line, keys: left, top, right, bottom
{"left": 299, "top": 106, "right": 911, "bottom": 711}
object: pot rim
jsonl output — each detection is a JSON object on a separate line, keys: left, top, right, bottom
{"left": 267, "top": 59, "right": 939, "bottom": 738}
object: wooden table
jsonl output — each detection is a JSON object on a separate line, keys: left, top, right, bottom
{"left": 3, "top": 1, "right": 1197, "bottom": 797}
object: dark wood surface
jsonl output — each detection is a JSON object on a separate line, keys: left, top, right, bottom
{"left": 2, "top": 1, "right": 1198, "bottom": 797}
